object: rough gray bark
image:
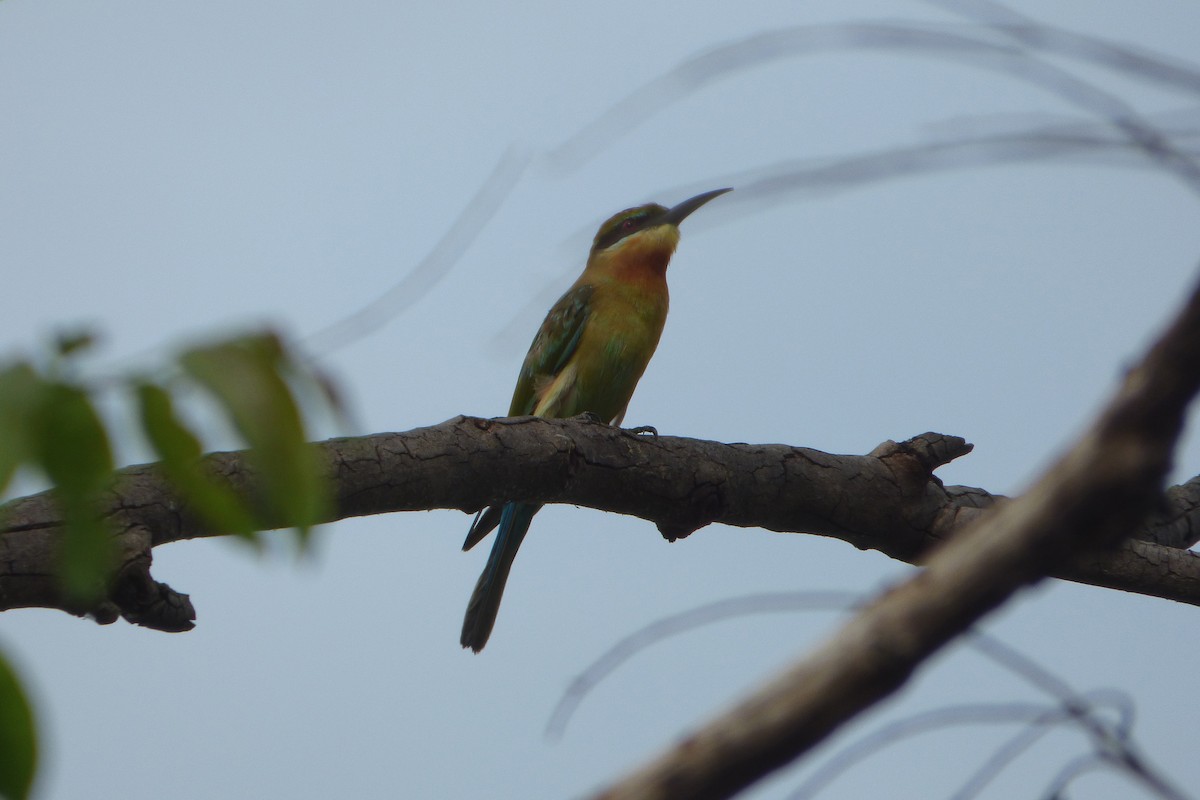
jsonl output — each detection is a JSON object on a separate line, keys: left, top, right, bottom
{"left": 2, "top": 413, "right": 1199, "bottom": 631}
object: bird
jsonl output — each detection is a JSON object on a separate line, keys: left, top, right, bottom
{"left": 460, "top": 187, "right": 732, "bottom": 652}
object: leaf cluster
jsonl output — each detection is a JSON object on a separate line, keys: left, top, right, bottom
{"left": 0, "top": 329, "right": 335, "bottom": 800}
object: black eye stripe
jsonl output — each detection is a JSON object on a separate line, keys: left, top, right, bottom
{"left": 595, "top": 212, "right": 648, "bottom": 251}
{"left": 590, "top": 203, "right": 669, "bottom": 253}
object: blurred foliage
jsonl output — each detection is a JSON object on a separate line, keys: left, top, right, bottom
{"left": 0, "top": 337, "right": 115, "bottom": 602}
{"left": 0, "top": 645, "right": 36, "bottom": 800}
{"left": 0, "top": 328, "right": 334, "bottom": 570}
{"left": 177, "top": 333, "right": 331, "bottom": 546}
{"left": 0, "top": 328, "right": 338, "bottom": 797}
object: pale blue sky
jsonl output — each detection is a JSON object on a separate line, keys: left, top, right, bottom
{"left": 3, "top": 2, "right": 1200, "bottom": 798}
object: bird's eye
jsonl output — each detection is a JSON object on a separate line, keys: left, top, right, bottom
{"left": 621, "top": 217, "right": 638, "bottom": 231}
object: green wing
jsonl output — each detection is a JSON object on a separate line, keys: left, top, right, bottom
{"left": 508, "top": 284, "right": 594, "bottom": 416}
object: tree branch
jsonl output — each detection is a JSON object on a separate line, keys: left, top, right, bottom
{"left": 2, "top": 410, "right": 1199, "bottom": 630}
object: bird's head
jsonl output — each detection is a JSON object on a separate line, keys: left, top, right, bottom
{"left": 588, "top": 188, "right": 731, "bottom": 276}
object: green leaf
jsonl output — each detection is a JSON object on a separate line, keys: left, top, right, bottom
{"left": 0, "top": 362, "right": 41, "bottom": 495}
{"left": 29, "top": 382, "right": 115, "bottom": 600}
{"left": 179, "top": 334, "right": 328, "bottom": 545}
{"left": 136, "top": 381, "right": 202, "bottom": 461}
{"left": 135, "top": 381, "right": 260, "bottom": 541}
{"left": 0, "top": 649, "right": 38, "bottom": 800}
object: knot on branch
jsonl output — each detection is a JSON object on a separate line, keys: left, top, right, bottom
{"left": 655, "top": 482, "right": 724, "bottom": 542}
{"left": 870, "top": 433, "right": 973, "bottom": 471}
{"left": 112, "top": 567, "right": 196, "bottom": 632}
{"left": 1139, "top": 476, "right": 1200, "bottom": 548}
{"left": 653, "top": 453, "right": 729, "bottom": 542}
{"left": 870, "top": 433, "right": 973, "bottom": 495}
{"left": 107, "top": 526, "right": 196, "bottom": 632}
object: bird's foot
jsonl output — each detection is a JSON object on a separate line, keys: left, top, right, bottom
{"left": 624, "top": 424, "right": 658, "bottom": 438}
{"left": 575, "top": 411, "right": 605, "bottom": 424}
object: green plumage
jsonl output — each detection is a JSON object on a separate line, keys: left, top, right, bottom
{"left": 508, "top": 284, "right": 595, "bottom": 417}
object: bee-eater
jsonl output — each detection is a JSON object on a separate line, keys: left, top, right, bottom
{"left": 460, "top": 187, "right": 732, "bottom": 652}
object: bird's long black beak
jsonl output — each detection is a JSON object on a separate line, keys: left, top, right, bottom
{"left": 661, "top": 187, "right": 732, "bottom": 227}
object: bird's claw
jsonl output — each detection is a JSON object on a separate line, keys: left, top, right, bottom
{"left": 624, "top": 424, "right": 658, "bottom": 438}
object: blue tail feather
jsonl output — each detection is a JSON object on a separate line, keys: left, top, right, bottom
{"left": 460, "top": 502, "right": 540, "bottom": 652}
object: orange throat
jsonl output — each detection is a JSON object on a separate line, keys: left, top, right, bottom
{"left": 605, "top": 225, "right": 680, "bottom": 282}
